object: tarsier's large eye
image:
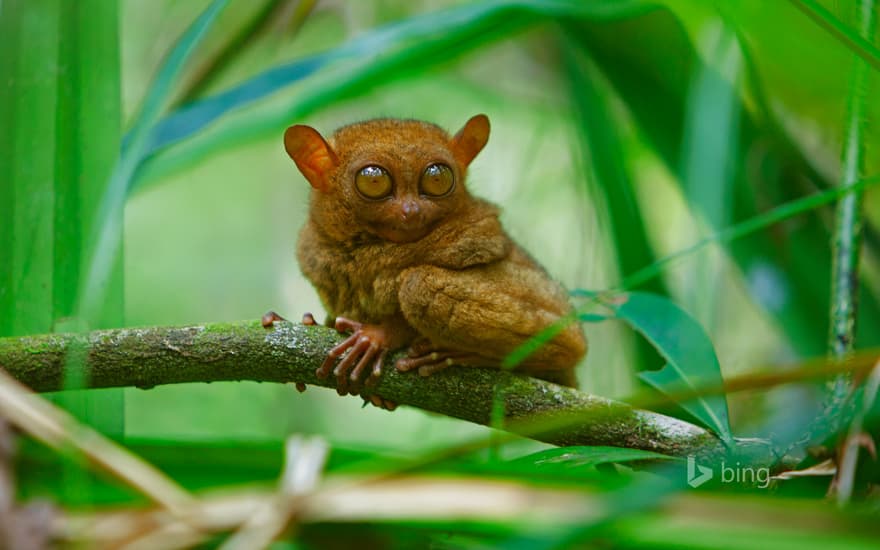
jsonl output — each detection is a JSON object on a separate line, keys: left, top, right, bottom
{"left": 355, "top": 165, "right": 392, "bottom": 199}
{"left": 420, "top": 163, "right": 454, "bottom": 196}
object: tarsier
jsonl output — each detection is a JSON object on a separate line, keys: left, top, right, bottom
{"left": 282, "top": 114, "right": 586, "bottom": 406}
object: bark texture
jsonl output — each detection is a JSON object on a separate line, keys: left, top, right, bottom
{"left": 0, "top": 320, "right": 773, "bottom": 463}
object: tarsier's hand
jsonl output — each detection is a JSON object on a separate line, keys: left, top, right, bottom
{"left": 316, "top": 317, "right": 392, "bottom": 398}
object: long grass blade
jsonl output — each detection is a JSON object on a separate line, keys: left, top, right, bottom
{"left": 787, "top": 0, "right": 880, "bottom": 73}
{"left": 562, "top": 33, "right": 668, "bottom": 373}
{"left": 580, "top": 6, "right": 880, "bottom": 357}
{"left": 622, "top": 174, "right": 880, "bottom": 290}
{"left": 678, "top": 23, "right": 741, "bottom": 326}
{"left": 132, "top": 0, "right": 657, "bottom": 188}
{"left": 76, "top": 0, "right": 230, "bottom": 327}
{"left": 0, "top": 0, "right": 61, "bottom": 338}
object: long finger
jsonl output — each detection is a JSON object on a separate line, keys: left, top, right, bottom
{"left": 395, "top": 351, "right": 462, "bottom": 372}
{"left": 418, "top": 359, "right": 456, "bottom": 377}
{"left": 348, "top": 344, "right": 380, "bottom": 394}
{"left": 333, "top": 317, "right": 362, "bottom": 334}
{"left": 366, "top": 349, "right": 389, "bottom": 387}
{"left": 334, "top": 337, "right": 371, "bottom": 394}
{"left": 316, "top": 332, "right": 359, "bottom": 379}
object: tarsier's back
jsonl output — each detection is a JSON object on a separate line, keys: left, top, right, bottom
{"left": 285, "top": 114, "right": 586, "bottom": 395}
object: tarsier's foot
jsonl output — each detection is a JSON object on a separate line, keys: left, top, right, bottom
{"left": 395, "top": 340, "right": 478, "bottom": 377}
{"left": 395, "top": 351, "right": 461, "bottom": 376}
{"left": 261, "top": 310, "right": 288, "bottom": 328}
{"left": 316, "top": 317, "right": 390, "bottom": 396}
{"left": 363, "top": 394, "right": 398, "bottom": 411}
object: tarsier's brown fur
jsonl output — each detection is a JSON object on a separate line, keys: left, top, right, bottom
{"left": 284, "top": 115, "right": 586, "bottom": 397}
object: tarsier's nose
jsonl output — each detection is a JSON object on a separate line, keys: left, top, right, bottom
{"left": 400, "top": 199, "right": 421, "bottom": 221}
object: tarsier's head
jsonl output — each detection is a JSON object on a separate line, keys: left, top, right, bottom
{"left": 284, "top": 115, "right": 490, "bottom": 243}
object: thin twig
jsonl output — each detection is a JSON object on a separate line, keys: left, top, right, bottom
{"left": 220, "top": 435, "right": 328, "bottom": 550}
{"left": 0, "top": 369, "right": 197, "bottom": 516}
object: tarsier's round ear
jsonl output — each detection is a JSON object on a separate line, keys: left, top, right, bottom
{"left": 450, "top": 114, "right": 490, "bottom": 167}
{"left": 284, "top": 125, "right": 338, "bottom": 192}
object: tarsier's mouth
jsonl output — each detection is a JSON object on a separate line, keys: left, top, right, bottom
{"left": 373, "top": 224, "right": 432, "bottom": 244}
{"left": 370, "top": 219, "right": 436, "bottom": 244}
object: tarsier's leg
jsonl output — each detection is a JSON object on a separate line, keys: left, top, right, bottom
{"left": 396, "top": 344, "right": 578, "bottom": 386}
{"left": 397, "top": 262, "right": 585, "bottom": 387}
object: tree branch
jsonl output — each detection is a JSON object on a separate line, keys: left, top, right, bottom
{"left": 0, "top": 319, "right": 771, "bottom": 463}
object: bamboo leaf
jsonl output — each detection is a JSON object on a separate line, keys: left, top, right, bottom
{"left": 621, "top": 174, "right": 880, "bottom": 290}
{"left": 562, "top": 32, "right": 668, "bottom": 373}
{"left": 0, "top": 0, "right": 125, "bottom": 435}
{"left": 786, "top": 0, "right": 880, "bottom": 73}
{"left": 575, "top": 5, "right": 880, "bottom": 359}
{"left": 606, "top": 292, "right": 733, "bottom": 442}
{"left": 678, "top": 23, "right": 741, "bottom": 329}
{"left": 512, "top": 446, "right": 674, "bottom": 469}
{"left": 132, "top": 0, "right": 659, "bottom": 188}
{"left": 77, "top": 0, "right": 230, "bottom": 326}
{"left": 0, "top": 0, "right": 62, "bottom": 338}
{"left": 54, "top": 0, "right": 126, "bottom": 437}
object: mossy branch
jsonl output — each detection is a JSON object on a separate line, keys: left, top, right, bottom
{"left": 0, "top": 319, "right": 771, "bottom": 464}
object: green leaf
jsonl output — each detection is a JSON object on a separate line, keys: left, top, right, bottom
{"left": 680, "top": 24, "right": 740, "bottom": 234}
{"left": 0, "top": 0, "right": 125, "bottom": 435}
{"left": 77, "top": 0, "right": 230, "bottom": 325}
{"left": 0, "top": 0, "right": 64, "bottom": 338}
{"left": 620, "top": 174, "right": 880, "bottom": 290}
{"left": 136, "top": 52, "right": 334, "bottom": 158}
{"left": 513, "top": 446, "right": 674, "bottom": 468}
{"left": 786, "top": 0, "right": 880, "bottom": 72}
{"left": 576, "top": 3, "right": 880, "bottom": 359}
{"left": 133, "top": 0, "right": 659, "bottom": 187}
{"left": 562, "top": 31, "right": 668, "bottom": 373}
{"left": 578, "top": 313, "right": 612, "bottom": 323}
{"left": 125, "top": 0, "right": 231, "bottom": 154}
{"left": 607, "top": 292, "right": 733, "bottom": 442}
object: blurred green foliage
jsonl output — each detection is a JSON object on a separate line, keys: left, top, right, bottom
{"left": 3, "top": 0, "right": 880, "bottom": 547}
{"left": 0, "top": 0, "right": 125, "bottom": 436}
